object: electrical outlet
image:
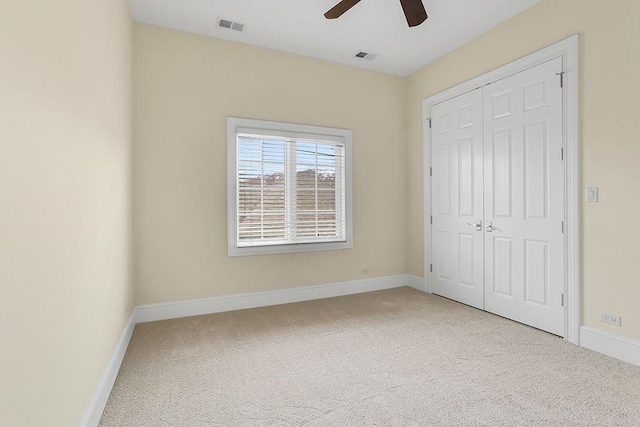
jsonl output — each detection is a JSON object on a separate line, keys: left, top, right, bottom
{"left": 600, "top": 312, "right": 621, "bottom": 326}
{"left": 360, "top": 268, "right": 370, "bottom": 275}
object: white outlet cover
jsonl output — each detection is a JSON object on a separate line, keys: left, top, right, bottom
{"left": 586, "top": 187, "right": 599, "bottom": 203}
{"left": 600, "top": 312, "right": 621, "bottom": 326}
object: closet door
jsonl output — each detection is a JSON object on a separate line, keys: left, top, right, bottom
{"left": 483, "top": 57, "right": 565, "bottom": 336}
{"left": 431, "top": 89, "right": 485, "bottom": 309}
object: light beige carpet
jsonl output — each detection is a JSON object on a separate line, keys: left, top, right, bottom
{"left": 100, "top": 287, "right": 640, "bottom": 426}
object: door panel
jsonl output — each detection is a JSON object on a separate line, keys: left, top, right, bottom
{"left": 493, "top": 237, "right": 513, "bottom": 297}
{"left": 492, "top": 128, "right": 513, "bottom": 218}
{"left": 431, "top": 89, "right": 484, "bottom": 309}
{"left": 483, "top": 57, "right": 564, "bottom": 336}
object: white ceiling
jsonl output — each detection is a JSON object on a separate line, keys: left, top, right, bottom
{"left": 127, "top": 0, "right": 540, "bottom": 76}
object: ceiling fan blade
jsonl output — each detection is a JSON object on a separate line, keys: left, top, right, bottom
{"left": 324, "top": 0, "right": 362, "bottom": 19}
{"left": 399, "top": 0, "right": 428, "bottom": 27}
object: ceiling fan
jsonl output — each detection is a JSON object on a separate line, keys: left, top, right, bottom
{"left": 324, "top": 0, "right": 428, "bottom": 27}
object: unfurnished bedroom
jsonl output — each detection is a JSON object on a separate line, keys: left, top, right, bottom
{"left": 1, "top": 0, "right": 639, "bottom": 426}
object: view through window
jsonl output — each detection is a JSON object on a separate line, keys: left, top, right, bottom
{"left": 228, "top": 118, "right": 352, "bottom": 256}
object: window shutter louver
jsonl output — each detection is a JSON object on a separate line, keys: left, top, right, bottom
{"left": 236, "top": 132, "right": 347, "bottom": 248}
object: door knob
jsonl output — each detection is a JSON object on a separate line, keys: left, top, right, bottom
{"left": 485, "top": 221, "right": 495, "bottom": 232}
{"left": 467, "top": 221, "right": 482, "bottom": 231}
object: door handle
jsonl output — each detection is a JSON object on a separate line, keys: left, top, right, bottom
{"left": 466, "top": 221, "right": 482, "bottom": 231}
{"left": 485, "top": 221, "right": 495, "bottom": 232}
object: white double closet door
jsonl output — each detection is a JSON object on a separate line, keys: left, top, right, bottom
{"left": 431, "top": 58, "right": 565, "bottom": 336}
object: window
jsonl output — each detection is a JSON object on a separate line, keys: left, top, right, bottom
{"left": 227, "top": 118, "right": 353, "bottom": 256}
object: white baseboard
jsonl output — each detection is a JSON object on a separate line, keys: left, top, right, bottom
{"left": 79, "top": 313, "right": 136, "bottom": 427}
{"left": 406, "top": 274, "right": 425, "bottom": 292}
{"left": 134, "top": 274, "right": 414, "bottom": 324}
{"left": 579, "top": 326, "right": 640, "bottom": 367}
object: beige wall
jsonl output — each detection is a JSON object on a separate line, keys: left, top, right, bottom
{"left": 0, "top": 1, "right": 133, "bottom": 426}
{"left": 406, "top": 0, "right": 640, "bottom": 341}
{"left": 133, "top": 24, "right": 408, "bottom": 305}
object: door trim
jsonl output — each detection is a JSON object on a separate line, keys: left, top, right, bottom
{"left": 422, "top": 35, "right": 580, "bottom": 344}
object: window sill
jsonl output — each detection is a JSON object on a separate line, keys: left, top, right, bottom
{"left": 228, "top": 240, "right": 353, "bottom": 257}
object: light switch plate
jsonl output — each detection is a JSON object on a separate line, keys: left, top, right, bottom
{"left": 586, "top": 187, "right": 599, "bottom": 203}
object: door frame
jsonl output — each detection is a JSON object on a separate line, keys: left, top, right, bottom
{"left": 422, "top": 35, "right": 580, "bottom": 344}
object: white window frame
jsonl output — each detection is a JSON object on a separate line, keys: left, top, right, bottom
{"left": 227, "top": 117, "right": 353, "bottom": 257}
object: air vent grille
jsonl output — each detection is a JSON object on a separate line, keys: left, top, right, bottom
{"left": 217, "top": 17, "right": 246, "bottom": 32}
{"left": 353, "top": 51, "right": 378, "bottom": 61}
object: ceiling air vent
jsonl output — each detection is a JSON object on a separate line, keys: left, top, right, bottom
{"left": 217, "top": 17, "right": 245, "bottom": 32}
{"left": 353, "top": 51, "right": 378, "bottom": 60}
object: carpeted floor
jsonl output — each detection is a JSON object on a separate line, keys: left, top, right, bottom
{"left": 100, "top": 287, "right": 640, "bottom": 426}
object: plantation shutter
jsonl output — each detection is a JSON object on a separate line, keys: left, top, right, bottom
{"left": 236, "top": 129, "right": 346, "bottom": 248}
